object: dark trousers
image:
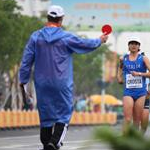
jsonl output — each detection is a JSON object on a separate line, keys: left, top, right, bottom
{"left": 40, "top": 123, "right": 68, "bottom": 150}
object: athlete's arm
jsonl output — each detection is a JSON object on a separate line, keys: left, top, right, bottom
{"left": 117, "top": 56, "right": 124, "bottom": 84}
{"left": 143, "top": 56, "right": 150, "bottom": 77}
{"left": 117, "top": 67, "right": 124, "bottom": 84}
{"left": 132, "top": 56, "right": 150, "bottom": 77}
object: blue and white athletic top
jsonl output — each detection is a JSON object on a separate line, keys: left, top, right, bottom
{"left": 123, "top": 54, "right": 147, "bottom": 96}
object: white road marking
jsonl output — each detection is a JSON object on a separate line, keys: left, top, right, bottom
{"left": 0, "top": 135, "right": 100, "bottom": 149}
{"left": 0, "top": 135, "right": 39, "bottom": 140}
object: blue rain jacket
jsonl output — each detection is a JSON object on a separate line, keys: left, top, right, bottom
{"left": 19, "top": 26, "right": 101, "bottom": 127}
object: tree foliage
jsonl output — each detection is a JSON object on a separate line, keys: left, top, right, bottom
{"left": 73, "top": 44, "right": 111, "bottom": 96}
{"left": 0, "top": 0, "right": 43, "bottom": 109}
{"left": 94, "top": 126, "right": 150, "bottom": 150}
{"left": 0, "top": 0, "right": 43, "bottom": 71}
{"left": 0, "top": 0, "right": 122, "bottom": 109}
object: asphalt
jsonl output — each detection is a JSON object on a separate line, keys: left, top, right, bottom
{"left": 0, "top": 124, "right": 150, "bottom": 150}
{"left": 0, "top": 125, "right": 113, "bottom": 150}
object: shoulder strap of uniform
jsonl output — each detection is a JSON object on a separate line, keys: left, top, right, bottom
{"left": 138, "top": 53, "right": 144, "bottom": 60}
{"left": 123, "top": 54, "right": 128, "bottom": 61}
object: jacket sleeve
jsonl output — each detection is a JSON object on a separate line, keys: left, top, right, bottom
{"left": 64, "top": 34, "right": 101, "bottom": 54}
{"left": 19, "top": 36, "right": 35, "bottom": 84}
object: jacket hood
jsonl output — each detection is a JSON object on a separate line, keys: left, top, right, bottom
{"left": 39, "top": 27, "right": 67, "bottom": 43}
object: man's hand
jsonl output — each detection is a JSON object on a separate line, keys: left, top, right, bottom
{"left": 100, "top": 34, "right": 108, "bottom": 43}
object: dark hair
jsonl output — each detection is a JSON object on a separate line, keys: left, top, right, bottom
{"left": 141, "top": 52, "right": 145, "bottom": 56}
{"left": 47, "top": 15, "right": 62, "bottom": 23}
{"left": 128, "top": 41, "right": 140, "bottom": 46}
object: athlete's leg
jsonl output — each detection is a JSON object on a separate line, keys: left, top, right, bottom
{"left": 141, "top": 98, "right": 149, "bottom": 134}
{"left": 133, "top": 96, "right": 146, "bottom": 130}
{"left": 141, "top": 108, "right": 149, "bottom": 133}
{"left": 123, "top": 96, "right": 134, "bottom": 134}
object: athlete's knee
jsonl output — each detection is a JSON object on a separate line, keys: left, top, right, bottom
{"left": 124, "top": 116, "right": 132, "bottom": 123}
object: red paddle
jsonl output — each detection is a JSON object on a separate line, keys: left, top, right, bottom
{"left": 101, "top": 24, "right": 112, "bottom": 35}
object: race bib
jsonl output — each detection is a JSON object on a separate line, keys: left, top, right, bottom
{"left": 126, "top": 74, "right": 143, "bottom": 89}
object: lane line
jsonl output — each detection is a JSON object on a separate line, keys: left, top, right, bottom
{"left": 0, "top": 139, "right": 100, "bottom": 149}
{"left": 0, "top": 135, "right": 38, "bottom": 140}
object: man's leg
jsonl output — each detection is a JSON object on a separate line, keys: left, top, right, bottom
{"left": 47, "top": 123, "right": 68, "bottom": 150}
{"left": 40, "top": 127, "right": 53, "bottom": 150}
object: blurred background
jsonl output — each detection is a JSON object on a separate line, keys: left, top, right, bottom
{"left": 0, "top": 0, "right": 150, "bottom": 131}
{"left": 1, "top": 0, "right": 150, "bottom": 150}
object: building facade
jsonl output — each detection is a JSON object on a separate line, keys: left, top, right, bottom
{"left": 15, "top": 0, "right": 50, "bottom": 17}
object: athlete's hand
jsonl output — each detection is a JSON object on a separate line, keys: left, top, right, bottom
{"left": 100, "top": 34, "right": 108, "bottom": 43}
{"left": 131, "top": 71, "right": 140, "bottom": 76}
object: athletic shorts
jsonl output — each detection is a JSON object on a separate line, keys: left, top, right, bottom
{"left": 124, "top": 92, "right": 147, "bottom": 102}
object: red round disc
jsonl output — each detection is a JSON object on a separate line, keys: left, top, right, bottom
{"left": 101, "top": 24, "right": 112, "bottom": 35}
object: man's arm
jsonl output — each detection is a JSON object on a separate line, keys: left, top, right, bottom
{"left": 19, "top": 36, "right": 35, "bottom": 84}
{"left": 64, "top": 34, "right": 108, "bottom": 54}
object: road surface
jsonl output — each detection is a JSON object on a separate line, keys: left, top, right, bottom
{"left": 0, "top": 125, "right": 149, "bottom": 150}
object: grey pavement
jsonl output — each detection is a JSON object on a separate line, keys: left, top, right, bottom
{"left": 0, "top": 125, "right": 150, "bottom": 150}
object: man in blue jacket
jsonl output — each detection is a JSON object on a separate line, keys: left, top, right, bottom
{"left": 19, "top": 5, "right": 108, "bottom": 150}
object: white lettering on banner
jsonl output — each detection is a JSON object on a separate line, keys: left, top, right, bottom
{"left": 126, "top": 74, "right": 143, "bottom": 89}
